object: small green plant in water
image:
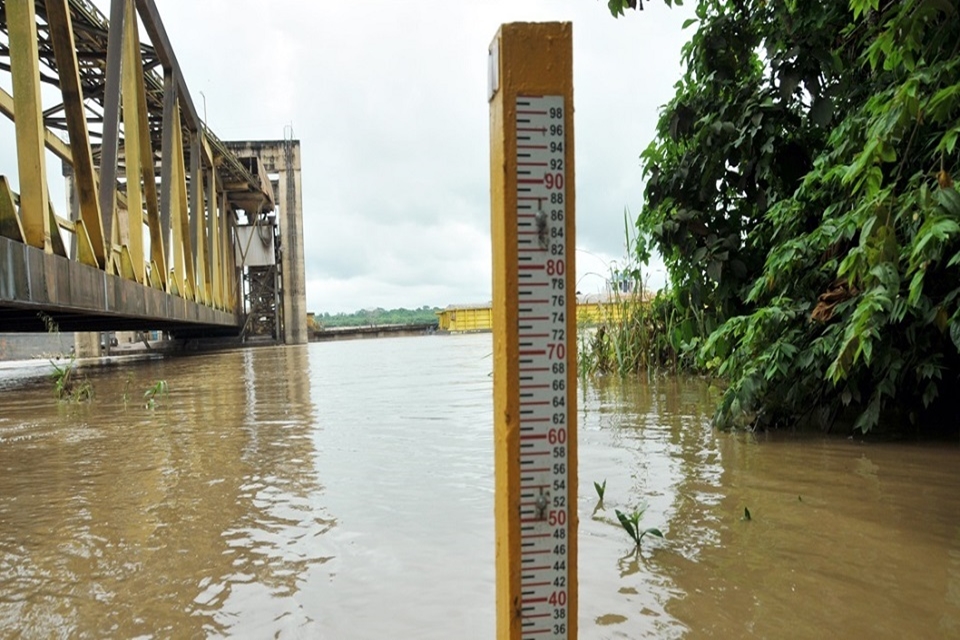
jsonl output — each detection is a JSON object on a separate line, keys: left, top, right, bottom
{"left": 615, "top": 507, "right": 663, "bottom": 553}
{"left": 50, "top": 358, "right": 71, "bottom": 399}
{"left": 37, "top": 311, "right": 59, "bottom": 334}
{"left": 121, "top": 375, "right": 134, "bottom": 405}
{"left": 73, "top": 379, "right": 93, "bottom": 402}
{"left": 144, "top": 380, "right": 168, "bottom": 409}
{"left": 742, "top": 507, "right": 752, "bottom": 521}
{"left": 50, "top": 355, "right": 93, "bottom": 403}
{"left": 594, "top": 479, "right": 607, "bottom": 502}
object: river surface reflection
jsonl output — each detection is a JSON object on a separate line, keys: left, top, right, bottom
{"left": 0, "top": 334, "right": 958, "bottom": 638}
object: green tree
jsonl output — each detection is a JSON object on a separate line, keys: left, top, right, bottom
{"left": 616, "top": 0, "right": 960, "bottom": 434}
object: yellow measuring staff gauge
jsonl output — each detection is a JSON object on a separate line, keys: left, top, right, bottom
{"left": 489, "top": 22, "right": 577, "bottom": 640}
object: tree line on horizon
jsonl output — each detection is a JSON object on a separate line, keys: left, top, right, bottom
{"left": 308, "top": 306, "right": 441, "bottom": 329}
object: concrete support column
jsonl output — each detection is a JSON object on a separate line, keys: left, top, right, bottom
{"left": 223, "top": 139, "right": 307, "bottom": 345}
{"left": 65, "top": 161, "right": 101, "bottom": 358}
{"left": 278, "top": 140, "right": 306, "bottom": 345}
{"left": 74, "top": 332, "right": 101, "bottom": 358}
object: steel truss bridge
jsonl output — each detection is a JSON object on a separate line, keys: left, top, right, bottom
{"left": 0, "top": 0, "right": 303, "bottom": 341}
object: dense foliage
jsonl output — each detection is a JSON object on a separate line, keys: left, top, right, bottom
{"left": 615, "top": 0, "right": 960, "bottom": 434}
{"left": 310, "top": 306, "right": 440, "bottom": 329}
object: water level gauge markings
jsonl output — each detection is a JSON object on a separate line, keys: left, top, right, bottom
{"left": 514, "top": 94, "right": 570, "bottom": 638}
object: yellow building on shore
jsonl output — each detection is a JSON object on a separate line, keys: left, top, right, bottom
{"left": 436, "top": 294, "right": 644, "bottom": 333}
{"left": 435, "top": 304, "right": 493, "bottom": 333}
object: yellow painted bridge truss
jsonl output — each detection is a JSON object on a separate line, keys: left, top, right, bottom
{"left": 0, "top": 0, "right": 275, "bottom": 328}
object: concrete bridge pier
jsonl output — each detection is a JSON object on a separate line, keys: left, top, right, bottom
{"left": 63, "top": 164, "right": 100, "bottom": 358}
{"left": 227, "top": 140, "right": 307, "bottom": 346}
{"left": 278, "top": 140, "right": 307, "bottom": 346}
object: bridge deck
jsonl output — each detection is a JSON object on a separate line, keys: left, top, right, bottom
{"left": 0, "top": 236, "right": 239, "bottom": 336}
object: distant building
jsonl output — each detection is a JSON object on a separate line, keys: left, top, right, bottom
{"left": 435, "top": 292, "right": 651, "bottom": 334}
{"left": 436, "top": 304, "right": 493, "bottom": 333}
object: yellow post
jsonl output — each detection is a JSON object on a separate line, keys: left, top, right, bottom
{"left": 194, "top": 155, "right": 210, "bottom": 306}
{"left": 121, "top": 0, "right": 145, "bottom": 283}
{"left": 176, "top": 128, "right": 196, "bottom": 300}
{"left": 169, "top": 101, "right": 186, "bottom": 297}
{"left": 167, "top": 101, "right": 194, "bottom": 299}
{"left": 8, "top": 1, "right": 52, "bottom": 252}
{"left": 128, "top": 21, "right": 166, "bottom": 288}
{"left": 0, "top": 176, "right": 26, "bottom": 242}
{"left": 208, "top": 169, "right": 223, "bottom": 308}
{"left": 489, "top": 22, "right": 577, "bottom": 639}
{"left": 45, "top": 0, "right": 107, "bottom": 267}
{"left": 222, "top": 199, "right": 236, "bottom": 310}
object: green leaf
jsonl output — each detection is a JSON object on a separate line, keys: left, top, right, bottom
{"left": 615, "top": 509, "right": 639, "bottom": 544}
{"left": 922, "top": 0, "right": 957, "bottom": 16}
{"left": 927, "top": 84, "right": 960, "bottom": 123}
{"left": 878, "top": 142, "right": 897, "bottom": 164}
{"left": 594, "top": 480, "right": 606, "bottom": 501}
{"left": 743, "top": 507, "right": 752, "bottom": 521}
{"left": 851, "top": 0, "right": 880, "bottom": 19}
{"left": 854, "top": 390, "right": 882, "bottom": 434}
{"left": 810, "top": 96, "right": 834, "bottom": 127}
{"left": 707, "top": 259, "right": 723, "bottom": 283}
{"left": 780, "top": 70, "right": 801, "bottom": 101}
{"left": 639, "top": 527, "right": 664, "bottom": 542}
{"left": 938, "top": 127, "right": 960, "bottom": 154}
{"left": 938, "top": 187, "right": 960, "bottom": 217}
{"left": 607, "top": 0, "right": 626, "bottom": 17}
{"left": 950, "top": 318, "right": 960, "bottom": 352}
{"left": 682, "top": 17, "right": 698, "bottom": 29}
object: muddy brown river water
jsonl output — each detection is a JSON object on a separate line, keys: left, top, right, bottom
{"left": 0, "top": 333, "right": 958, "bottom": 638}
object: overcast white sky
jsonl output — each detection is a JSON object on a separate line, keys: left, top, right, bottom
{"left": 162, "top": 0, "right": 698, "bottom": 313}
{"left": 8, "top": 1, "right": 695, "bottom": 314}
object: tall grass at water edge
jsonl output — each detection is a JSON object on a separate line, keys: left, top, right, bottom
{"left": 577, "top": 219, "right": 698, "bottom": 379}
